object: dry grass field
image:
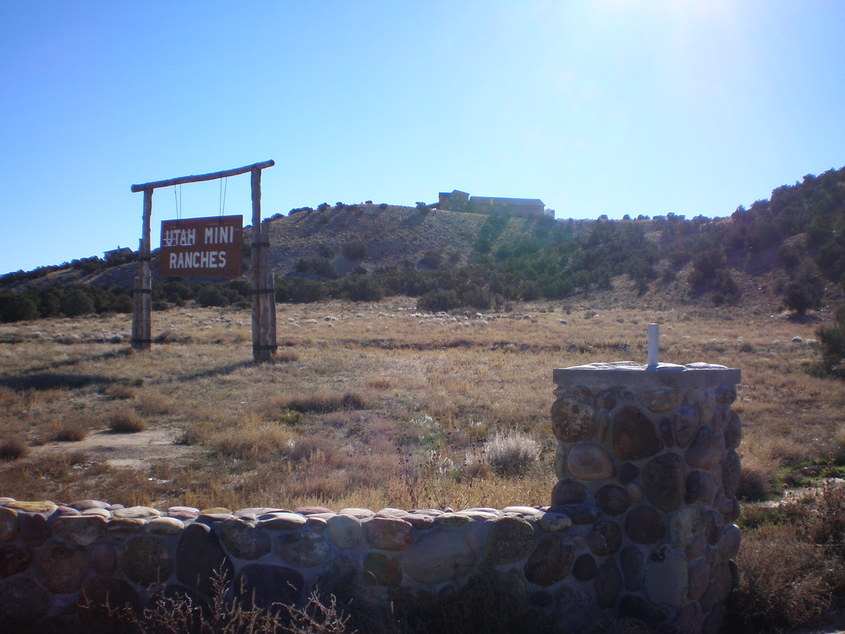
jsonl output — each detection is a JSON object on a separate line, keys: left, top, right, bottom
{"left": 1, "top": 297, "right": 841, "bottom": 514}
{"left": 3, "top": 298, "right": 845, "bottom": 630}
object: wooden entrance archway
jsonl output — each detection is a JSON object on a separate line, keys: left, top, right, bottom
{"left": 130, "top": 160, "right": 277, "bottom": 362}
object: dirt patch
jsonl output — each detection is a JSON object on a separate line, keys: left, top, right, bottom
{"left": 34, "top": 426, "right": 196, "bottom": 469}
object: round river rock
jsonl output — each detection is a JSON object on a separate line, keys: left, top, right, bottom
{"left": 566, "top": 443, "right": 614, "bottom": 480}
{"left": 551, "top": 396, "right": 597, "bottom": 442}
{"left": 611, "top": 406, "right": 663, "bottom": 460}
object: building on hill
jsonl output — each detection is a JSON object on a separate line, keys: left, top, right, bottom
{"left": 438, "top": 190, "right": 471, "bottom": 211}
{"left": 103, "top": 246, "right": 134, "bottom": 263}
{"left": 437, "top": 189, "right": 552, "bottom": 218}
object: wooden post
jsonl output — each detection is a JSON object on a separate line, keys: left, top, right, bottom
{"left": 251, "top": 168, "right": 277, "bottom": 362}
{"left": 131, "top": 188, "right": 153, "bottom": 350}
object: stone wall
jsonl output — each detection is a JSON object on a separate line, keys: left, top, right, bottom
{"left": 0, "top": 361, "right": 741, "bottom": 633}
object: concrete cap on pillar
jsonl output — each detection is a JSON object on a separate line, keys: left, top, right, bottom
{"left": 554, "top": 361, "right": 741, "bottom": 389}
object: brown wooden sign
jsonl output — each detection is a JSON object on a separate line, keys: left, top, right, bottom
{"left": 159, "top": 215, "right": 243, "bottom": 278}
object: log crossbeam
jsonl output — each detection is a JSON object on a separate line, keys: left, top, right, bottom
{"left": 131, "top": 160, "right": 275, "bottom": 193}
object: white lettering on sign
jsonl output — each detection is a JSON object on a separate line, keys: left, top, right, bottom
{"left": 162, "top": 228, "right": 197, "bottom": 248}
{"left": 168, "top": 251, "right": 229, "bottom": 270}
{"left": 204, "top": 226, "right": 235, "bottom": 244}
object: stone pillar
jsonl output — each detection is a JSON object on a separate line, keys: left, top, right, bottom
{"left": 551, "top": 361, "right": 742, "bottom": 633}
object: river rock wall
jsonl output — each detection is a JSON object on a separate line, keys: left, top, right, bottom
{"left": 0, "top": 362, "right": 741, "bottom": 633}
{"left": 550, "top": 361, "right": 742, "bottom": 632}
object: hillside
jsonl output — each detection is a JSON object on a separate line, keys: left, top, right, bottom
{"left": 1, "top": 166, "right": 844, "bottom": 320}
{"left": 265, "top": 204, "right": 496, "bottom": 273}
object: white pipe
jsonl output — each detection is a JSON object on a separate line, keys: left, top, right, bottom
{"left": 647, "top": 323, "right": 659, "bottom": 368}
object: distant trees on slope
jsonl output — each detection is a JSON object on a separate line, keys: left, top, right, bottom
{"left": 2, "top": 166, "right": 844, "bottom": 322}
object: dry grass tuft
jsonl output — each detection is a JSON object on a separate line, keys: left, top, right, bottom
{"left": 109, "top": 409, "right": 147, "bottom": 433}
{"left": 0, "top": 386, "right": 23, "bottom": 408}
{"left": 730, "top": 525, "right": 842, "bottom": 632}
{"left": 275, "top": 349, "right": 300, "bottom": 362}
{"left": 0, "top": 450, "right": 107, "bottom": 501}
{"left": 799, "top": 480, "right": 845, "bottom": 552}
{"left": 174, "top": 426, "right": 207, "bottom": 446}
{"left": 461, "top": 453, "right": 492, "bottom": 482}
{"left": 365, "top": 375, "right": 394, "bottom": 390}
{"left": 104, "top": 384, "right": 136, "bottom": 400}
{"left": 833, "top": 424, "right": 845, "bottom": 464}
{"left": 0, "top": 438, "right": 29, "bottom": 461}
{"left": 482, "top": 431, "right": 542, "bottom": 477}
{"left": 133, "top": 390, "right": 175, "bottom": 416}
{"left": 282, "top": 390, "right": 368, "bottom": 414}
{"left": 53, "top": 416, "right": 90, "bottom": 442}
{"left": 210, "top": 425, "right": 296, "bottom": 461}
{"left": 732, "top": 482, "right": 845, "bottom": 631}
{"left": 736, "top": 463, "right": 774, "bottom": 501}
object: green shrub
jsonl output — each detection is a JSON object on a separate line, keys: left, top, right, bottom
{"left": 196, "top": 286, "right": 229, "bottom": 307}
{"left": 61, "top": 287, "right": 95, "bottom": 317}
{"left": 37, "top": 290, "right": 62, "bottom": 317}
{"left": 783, "top": 260, "right": 824, "bottom": 314}
{"left": 344, "top": 276, "right": 384, "bottom": 302}
{"left": 293, "top": 258, "right": 339, "bottom": 279}
{"left": 417, "top": 289, "right": 460, "bottom": 312}
{"left": 457, "top": 283, "right": 492, "bottom": 310}
{"left": 71, "top": 256, "right": 103, "bottom": 274}
{"left": 784, "top": 280, "right": 822, "bottom": 314}
{"left": 419, "top": 250, "right": 443, "bottom": 270}
{"left": 0, "top": 293, "right": 39, "bottom": 322}
{"left": 163, "top": 280, "right": 191, "bottom": 301}
{"left": 342, "top": 239, "right": 367, "bottom": 261}
{"left": 817, "top": 305, "right": 845, "bottom": 378}
{"left": 111, "top": 293, "right": 134, "bottom": 313}
{"left": 277, "top": 278, "right": 332, "bottom": 303}
{"left": 225, "top": 279, "right": 252, "bottom": 298}
{"left": 317, "top": 244, "right": 336, "bottom": 258}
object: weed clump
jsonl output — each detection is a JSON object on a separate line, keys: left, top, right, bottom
{"left": 482, "top": 431, "right": 541, "bottom": 477}
{"left": 104, "top": 384, "right": 136, "bottom": 400}
{"left": 53, "top": 417, "right": 89, "bottom": 442}
{"left": 730, "top": 483, "right": 845, "bottom": 632}
{"left": 109, "top": 409, "right": 147, "bottom": 433}
{"left": 80, "top": 568, "right": 353, "bottom": 633}
{"left": 365, "top": 375, "right": 393, "bottom": 390}
{"left": 211, "top": 426, "right": 295, "bottom": 461}
{"left": 0, "top": 437, "right": 28, "bottom": 461}
{"left": 730, "top": 528, "right": 839, "bottom": 631}
{"left": 134, "top": 390, "right": 174, "bottom": 416}
{"left": 815, "top": 303, "right": 845, "bottom": 379}
{"left": 736, "top": 465, "right": 774, "bottom": 501}
{"left": 283, "top": 391, "right": 367, "bottom": 414}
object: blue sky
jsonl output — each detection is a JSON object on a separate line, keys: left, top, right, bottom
{"left": 2, "top": 1, "right": 844, "bottom": 275}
